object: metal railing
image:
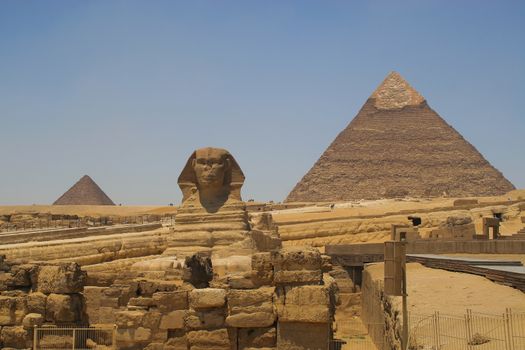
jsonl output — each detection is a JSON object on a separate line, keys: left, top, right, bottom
{"left": 33, "top": 325, "right": 116, "bottom": 350}
{"left": 410, "top": 309, "right": 525, "bottom": 350}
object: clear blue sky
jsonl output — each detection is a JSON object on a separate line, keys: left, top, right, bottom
{"left": 1, "top": 1, "right": 524, "bottom": 205}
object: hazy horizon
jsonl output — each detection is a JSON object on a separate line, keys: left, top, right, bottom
{"left": 1, "top": 1, "right": 524, "bottom": 205}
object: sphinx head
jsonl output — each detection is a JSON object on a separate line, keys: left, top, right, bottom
{"left": 192, "top": 148, "right": 231, "bottom": 190}
{"left": 178, "top": 147, "right": 245, "bottom": 210}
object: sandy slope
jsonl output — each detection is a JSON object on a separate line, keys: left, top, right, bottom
{"left": 366, "top": 262, "right": 525, "bottom": 315}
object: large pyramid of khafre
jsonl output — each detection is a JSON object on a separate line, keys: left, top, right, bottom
{"left": 286, "top": 72, "right": 515, "bottom": 202}
{"left": 53, "top": 175, "right": 115, "bottom": 205}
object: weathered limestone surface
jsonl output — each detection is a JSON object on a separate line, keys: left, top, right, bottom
{"left": 276, "top": 286, "right": 331, "bottom": 323}
{"left": 0, "top": 258, "right": 87, "bottom": 348}
{"left": 189, "top": 288, "right": 226, "bottom": 309}
{"left": 226, "top": 287, "right": 275, "bottom": 328}
{"left": 273, "top": 247, "right": 323, "bottom": 285}
{"left": 36, "top": 263, "right": 86, "bottom": 293}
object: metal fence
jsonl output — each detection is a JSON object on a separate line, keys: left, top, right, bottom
{"left": 410, "top": 309, "right": 525, "bottom": 350}
{"left": 33, "top": 325, "right": 116, "bottom": 350}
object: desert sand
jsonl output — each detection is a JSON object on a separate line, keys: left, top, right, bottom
{"left": 366, "top": 262, "right": 525, "bottom": 315}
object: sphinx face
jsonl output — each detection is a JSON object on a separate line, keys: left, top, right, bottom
{"left": 193, "top": 148, "right": 230, "bottom": 190}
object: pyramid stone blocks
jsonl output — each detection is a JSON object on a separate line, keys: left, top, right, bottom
{"left": 286, "top": 72, "right": 515, "bottom": 202}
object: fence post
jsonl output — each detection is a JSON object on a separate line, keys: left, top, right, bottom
{"left": 505, "top": 308, "right": 514, "bottom": 350}
{"left": 33, "top": 325, "right": 37, "bottom": 350}
{"left": 435, "top": 311, "right": 442, "bottom": 349}
{"left": 465, "top": 309, "right": 472, "bottom": 349}
{"left": 112, "top": 325, "right": 118, "bottom": 350}
{"left": 72, "top": 328, "right": 76, "bottom": 350}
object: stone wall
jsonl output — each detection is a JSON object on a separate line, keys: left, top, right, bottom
{"left": 0, "top": 255, "right": 87, "bottom": 349}
{"left": 83, "top": 247, "right": 338, "bottom": 350}
{"left": 360, "top": 265, "right": 401, "bottom": 350}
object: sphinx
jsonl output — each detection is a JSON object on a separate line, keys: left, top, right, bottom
{"left": 164, "top": 147, "right": 281, "bottom": 263}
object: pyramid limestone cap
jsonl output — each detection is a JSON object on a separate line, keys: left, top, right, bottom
{"left": 371, "top": 71, "right": 425, "bottom": 110}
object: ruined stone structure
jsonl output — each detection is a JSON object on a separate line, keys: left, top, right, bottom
{"left": 427, "top": 216, "right": 476, "bottom": 241}
{"left": 286, "top": 72, "right": 515, "bottom": 202}
{"left": 54, "top": 175, "right": 115, "bottom": 206}
{"left": 1, "top": 147, "right": 338, "bottom": 349}
{"left": 0, "top": 257, "right": 87, "bottom": 349}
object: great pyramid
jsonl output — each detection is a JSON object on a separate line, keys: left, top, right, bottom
{"left": 53, "top": 175, "right": 115, "bottom": 205}
{"left": 286, "top": 72, "right": 515, "bottom": 202}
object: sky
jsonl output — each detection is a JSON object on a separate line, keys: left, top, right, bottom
{"left": 0, "top": 0, "right": 524, "bottom": 205}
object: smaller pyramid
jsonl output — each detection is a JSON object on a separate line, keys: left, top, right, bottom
{"left": 53, "top": 175, "right": 115, "bottom": 205}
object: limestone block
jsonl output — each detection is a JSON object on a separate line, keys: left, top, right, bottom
{"left": 129, "top": 297, "right": 154, "bottom": 308}
{"left": 0, "top": 326, "right": 29, "bottom": 349}
{"left": 0, "top": 296, "right": 17, "bottom": 326}
{"left": 27, "top": 291, "right": 46, "bottom": 315}
{"left": 102, "top": 282, "right": 137, "bottom": 303}
{"left": 321, "top": 255, "right": 332, "bottom": 273}
{"left": 6, "top": 265, "right": 32, "bottom": 287}
{"left": 251, "top": 252, "right": 274, "bottom": 286}
{"left": 212, "top": 230, "right": 249, "bottom": 245}
{"left": 132, "top": 257, "right": 184, "bottom": 272}
{"left": 0, "top": 255, "right": 10, "bottom": 272}
{"left": 212, "top": 255, "right": 252, "bottom": 278}
{"left": 144, "top": 342, "right": 164, "bottom": 350}
{"left": 159, "top": 310, "right": 186, "bottom": 330}
{"left": 277, "top": 322, "right": 330, "bottom": 350}
{"left": 98, "top": 306, "right": 118, "bottom": 324}
{"left": 189, "top": 288, "right": 226, "bottom": 309}
{"left": 115, "top": 310, "right": 146, "bottom": 328}
{"left": 227, "top": 272, "right": 256, "bottom": 289}
{"left": 0, "top": 295, "right": 27, "bottom": 326}
{"left": 142, "top": 310, "right": 161, "bottom": 330}
{"left": 36, "top": 263, "right": 86, "bottom": 293}
{"left": 251, "top": 229, "right": 282, "bottom": 252}
{"left": 273, "top": 248, "right": 322, "bottom": 272}
{"left": 165, "top": 334, "right": 189, "bottom": 350}
{"left": 45, "top": 293, "right": 82, "bottom": 323}
{"left": 0, "top": 272, "right": 10, "bottom": 291}
{"left": 184, "top": 308, "right": 225, "bottom": 329}
{"left": 226, "top": 287, "right": 275, "bottom": 328}
{"left": 152, "top": 290, "right": 188, "bottom": 312}
{"left": 137, "top": 279, "right": 179, "bottom": 296}
{"left": 273, "top": 270, "right": 322, "bottom": 285}
{"left": 22, "top": 312, "right": 44, "bottom": 329}
{"left": 238, "top": 327, "right": 276, "bottom": 349}
{"left": 116, "top": 327, "right": 151, "bottom": 345}
{"left": 168, "top": 231, "right": 213, "bottom": 247}
{"left": 187, "top": 328, "right": 233, "bottom": 350}
{"left": 83, "top": 286, "right": 104, "bottom": 323}
{"left": 277, "top": 286, "right": 331, "bottom": 323}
